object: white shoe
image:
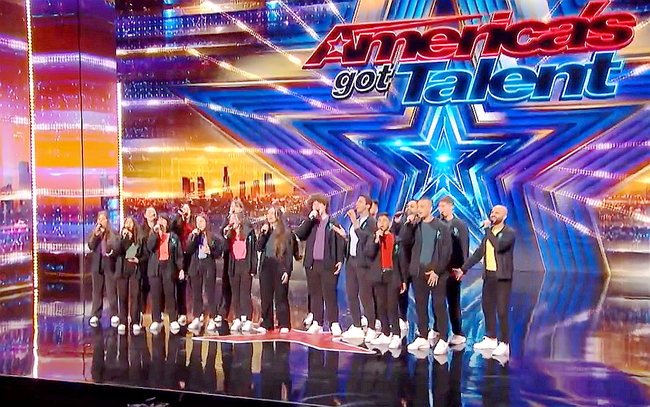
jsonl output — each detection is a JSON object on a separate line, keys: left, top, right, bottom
{"left": 449, "top": 335, "right": 467, "bottom": 345}
{"left": 117, "top": 324, "right": 126, "bottom": 335}
{"left": 374, "top": 320, "right": 382, "bottom": 331}
{"left": 364, "top": 328, "right": 377, "bottom": 343}
{"left": 215, "top": 315, "right": 223, "bottom": 326}
{"left": 110, "top": 316, "right": 120, "bottom": 328}
{"left": 492, "top": 354, "right": 509, "bottom": 366}
{"left": 371, "top": 333, "right": 392, "bottom": 345}
{"left": 303, "top": 313, "right": 314, "bottom": 327}
{"left": 473, "top": 337, "right": 498, "bottom": 350}
{"left": 428, "top": 330, "right": 439, "bottom": 342}
{"left": 492, "top": 342, "right": 510, "bottom": 357}
{"left": 399, "top": 319, "right": 408, "bottom": 331}
{"left": 280, "top": 327, "right": 290, "bottom": 334}
{"left": 150, "top": 322, "right": 162, "bottom": 334}
{"left": 132, "top": 324, "right": 142, "bottom": 336}
{"left": 242, "top": 320, "right": 253, "bottom": 332}
{"left": 199, "top": 314, "right": 205, "bottom": 323}
{"left": 433, "top": 339, "right": 449, "bottom": 355}
{"left": 206, "top": 320, "right": 217, "bottom": 332}
{"left": 361, "top": 316, "right": 369, "bottom": 328}
{"left": 342, "top": 326, "right": 365, "bottom": 339}
{"left": 231, "top": 318, "right": 242, "bottom": 332}
{"left": 407, "top": 337, "right": 429, "bottom": 351}
{"left": 170, "top": 321, "right": 181, "bottom": 334}
{"left": 389, "top": 335, "right": 402, "bottom": 349}
{"left": 409, "top": 348, "right": 429, "bottom": 359}
{"left": 190, "top": 318, "right": 202, "bottom": 331}
{"left": 178, "top": 315, "right": 188, "bottom": 326}
{"left": 89, "top": 316, "right": 99, "bottom": 327}
{"left": 307, "top": 322, "right": 323, "bottom": 334}
{"left": 331, "top": 322, "right": 342, "bottom": 337}
{"left": 257, "top": 326, "right": 267, "bottom": 334}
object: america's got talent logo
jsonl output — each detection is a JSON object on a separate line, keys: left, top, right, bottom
{"left": 302, "top": 0, "right": 636, "bottom": 105}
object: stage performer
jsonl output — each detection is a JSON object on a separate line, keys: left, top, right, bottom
{"left": 87, "top": 211, "right": 118, "bottom": 328}
{"left": 146, "top": 215, "right": 184, "bottom": 335}
{"left": 115, "top": 216, "right": 145, "bottom": 335}
{"left": 257, "top": 206, "right": 294, "bottom": 334}
{"left": 294, "top": 194, "right": 345, "bottom": 335}
{"left": 438, "top": 196, "right": 469, "bottom": 346}
{"left": 406, "top": 199, "right": 452, "bottom": 354}
{"left": 341, "top": 195, "right": 377, "bottom": 342}
{"left": 453, "top": 205, "right": 515, "bottom": 357}
{"left": 171, "top": 203, "right": 194, "bottom": 327}
{"left": 390, "top": 200, "right": 418, "bottom": 332}
{"left": 223, "top": 212, "right": 257, "bottom": 333}
{"left": 364, "top": 213, "right": 407, "bottom": 349}
{"left": 138, "top": 206, "right": 157, "bottom": 334}
{"left": 186, "top": 214, "right": 223, "bottom": 333}
{"left": 216, "top": 199, "right": 245, "bottom": 327}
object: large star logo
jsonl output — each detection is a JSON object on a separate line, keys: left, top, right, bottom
{"left": 326, "top": 33, "right": 350, "bottom": 56}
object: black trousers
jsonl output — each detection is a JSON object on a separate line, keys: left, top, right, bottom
{"left": 140, "top": 263, "right": 150, "bottom": 321}
{"left": 176, "top": 279, "right": 187, "bottom": 317}
{"left": 218, "top": 259, "right": 232, "bottom": 318}
{"left": 190, "top": 258, "right": 217, "bottom": 318}
{"left": 150, "top": 262, "right": 177, "bottom": 322}
{"left": 373, "top": 271, "right": 401, "bottom": 336}
{"left": 259, "top": 257, "right": 290, "bottom": 330}
{"left": 306, "top": 260, "right": 338, "bottom": 325}
{"left": 231, "top": 260, "right": 252, "bottom": 319}
{"left": 116, "top": 262, "right": 140, "bottom": 325}
{"left": 435, "top": 274, "right": 463, "bottom": 336}
{"left": 482, "top": 272, "right": 512, "bottom": 342}
{"left": 91, "top": 265, "right": 117, "bottom": 318}
{"left": 346, "top": 257, "right": 375, "bottom": 327}
{"left": 413, "top": 272, "right": 449, "bottom": 341}
{"left": 398, "top": 276, "right": 411, "bottom": 321}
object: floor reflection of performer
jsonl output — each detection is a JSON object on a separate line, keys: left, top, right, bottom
{"left": 128, "top": 331, "right": 150, "bottom": 386}
{"left": 90, "top": 326, "right": 105, "bottom": 382}
{"left": 432, "top": 350, "right": 464, "bottom": 407}
{"left": 231, "top": 343, "right": 254, "bottom": 397}
{"left": 481, "top": 357, "right": 510, "bottom": 407}
{"left": 304, "top": 348, "right": 340, "bottom": 405}
{"left": 261, "top": 342, "right": 292, "bottom": 401}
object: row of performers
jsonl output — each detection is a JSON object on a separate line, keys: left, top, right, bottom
{"left": 87, "top": 194, "right": 515, "bottom": 357}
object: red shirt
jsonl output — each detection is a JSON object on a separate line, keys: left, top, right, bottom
{"left": 380, "top": 232, "right": 394, "bottom": 269}
{"left": 158, "top": 233, "right": 170, "bottom": 261}
{"left": 232, "top": 237, "right": 247, "bottom": 260}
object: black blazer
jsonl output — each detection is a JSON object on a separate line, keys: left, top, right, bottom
{"left": 223, "top": 224, "right": 257, "bottom": 276}
{"left": 88, "top": 230, "right": 118, "bottom": 275}
{"left": 257, "top": 229, "right": 294, "bottom": 277}
{"left": 407, "top": 218, "right": 453, "bottom": 278}
{"left": 146, "top": 231, "right": 184, "bottom": 278}
{"left": 294, "top": 215, "right": 345, "bottom": 271}
{"left": 391, "top": 219, "right": 416, "bottom": 281}
{"left": 115, "top": 234, "right": 146, "bottom": 278}
{"left": 444, "top": 216, "right": 469, "bottom": 269}
{"left": 185, "top": 231, "right": 223, "bottom": 277}
{"left": 363, "top": 232, "right": 405, "bottom": 284}
{"left": 346, "top": 216, "right": 376, "bottom": 269}
{"left": 461, "top": 225, "right": 516, "bottom": 280}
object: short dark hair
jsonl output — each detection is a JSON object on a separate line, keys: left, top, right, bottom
{"left": 378, "top": 212, "right": 390, "bottom": 219}
{"left": 372, "top": 200, "right": 379, "bottom": 207}
{"left": 438, "top": 196, "right": 453, "bottom": 205}
{"left": 309, "top": 193, "right": 329, "bottom": 209}
{"left": 358, "top": 194, "right": 372, "bottom": 207}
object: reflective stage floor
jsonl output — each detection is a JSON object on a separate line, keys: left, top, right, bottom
{"left": 1, "top": 269, "right": 649, "bottom": 407}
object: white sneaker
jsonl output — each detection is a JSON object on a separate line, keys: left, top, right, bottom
{"left": 170, "top": 321, "right": 181, "bottom": 334}
{"left": 132, "top": 324, "right": 142, "bottom": 336}
{"left": 361, "top": 316, "right": 369, "bottom": 328}
{"left": 331, "top": 322, "right": 342, "bottom": 337}
{"left": 399, "top": 319, "right": 408, "bottom": 332}
{"left": 280, "top": 327, "right": 290, "bottom": 334}
{"left": 342, "top": 326, "right": 365, "bottom": 339}
{"left": 242, "top": 320, "right": 253, "bottom": 332}
{"left": 473, "top": 337, "right": 498, "bottom": 350}
{"left": 433, "top": 339, "right": 449, "bottom": 355}
{"left": 428, "top": 330, "right": 439, "bottom": 342}
{"left": 371, "top": 333, "right": 392, "bottom": 345}
{"left": 206, "top": 320, "right": 217, "bottom": 332}
{"left": 89, "top": 316, "right": 99, "bottom": 327}
{"left": 110, "top": 316, "right": 120, "bottom": 328}
{"left": 449, "top": 335, "right": 467, "bottom": 345}
{"left": 303, "top": 313, "right": 314, "bottom": 327}
{"left": 389, "top": 335, "right": 402, "bottom": 349}
{"left": 257, "top": 326, "right": 267, "bottom": 334}
{"left": 231, "top": 318, "right": 242, "bottom": 332}
{"left": 307, "top": 322, "right": 323, "bottom": 334}
{"left": 364, "top": 328, "right": 377, "bottom": 343}
{"left": 117, "top": 324, "right": 126, "bottom": 335}
{"left": 189, "top": 318, "right": 201, "bottom": 331}
{"left": 215, "top": 315, "right": 223, "bottom": 326}
{"left": 199, "top": 314, "right": 205, "bottom": 323}
{"left": 492, "top": 342, "right": 510, "bottom": 357}
{"left": 407, "top": 337, "right": 429, "bottom": 351}
{"left": 150, "top": 322, "right": 162, "bottom": 334}
{"left": 374, "top": 320, "right": 382, "bottom": 331}
{"left": 178, "top": 315, "right": 188, "bottom": 326}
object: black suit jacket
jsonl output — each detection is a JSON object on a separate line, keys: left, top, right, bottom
{"left": 391, "top": 218, "right": 416, "bottom": 281}
{"left": 363, "top": 232, "right": 405, "bottom": 284}
{"left": 461, "top": 224, "right": 516, "bottom": 280}
{"left": 294, "top": 215, "right": 345, "bottom": 271}
{"left": 146, "top": 231, "right": 184, "bottom": 278}
{"left": 88, "top": 230, "right": 118, "bottom": 275}
{"left": 257, "top": 229, "right": 294, "bottom": 277}
{"left": 186, "top": 232, "right": 223, "bottom": 277}
{"left": 443, "top": 216, "right": 469, "bottom": 269}
{"left": 408, "top": 218, "right": 453, "bottom": 278}
{"left": 346, "top": 216, "right": 376, "bottom": 269}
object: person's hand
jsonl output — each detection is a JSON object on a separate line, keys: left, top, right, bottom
{"left": 95, "top": 224, "right": 103, "bottom": 236}
{"left": 181, "top": 204, "right": 191, "bottom": 217}
{"left": 481, "top": 219, "right": 491, "bottom": 228}
{"left": 452, "top": 268, "right": 464, "bottom": 281}
{"left": 407, "top": 214, "right": 417, "bottom": 223}
{"left": 332, "top": 225, "right": 347, "bottom": 238}
{"left": 261, "top": 223, "right": 269, "bottom": 234}
{"left": 347, "top": 209, "right": 358, "bottom": 227}
{"left": 179, "top": 270, "right": 186, "bottom": 281}
{"left": 393, "top": 212, "right": 403, "bottom": 223}
{"left": 425, "top": 270, "right": 439, "bottom": 287}
{"left": 281, "top": 272, "right": 289, "bottom": 284}
{"left": 153, "top": 224, "right": 161, "bottom": 233}
{"left": 334, "top": 262, "right": 342, "bottom": 275}
{"left": 309, "top": 210, "right": 319, "bottom": 219}
{"left": 192, "top": 228, "right": 200, "bottom": 236}
{"left": 400, "top": 282, "right": 407, "bottom": 294}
